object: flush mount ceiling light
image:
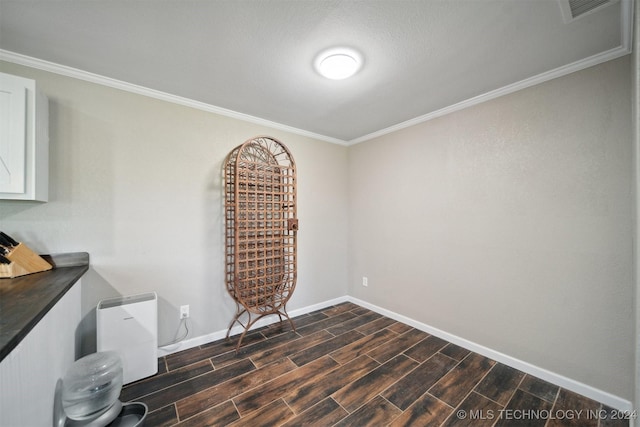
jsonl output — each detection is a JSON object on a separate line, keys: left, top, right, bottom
{"left": 315, "top": 48, "right": 363, "bottom": 80}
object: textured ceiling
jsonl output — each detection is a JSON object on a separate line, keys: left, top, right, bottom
{"left": 0, "top": 0, "right": 632, "bottom": 144}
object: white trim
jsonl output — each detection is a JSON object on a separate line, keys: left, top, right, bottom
{"left": 557, "top": 0, "right": 621, "bottom": 24}
{"left": 1, "top": 0, "right": 634, "bottom": 151}
{"left": 621, "top": 0, "right": 635, "bottom": 52}
{"left": 346, "top": 296, "right": 633, "bottom": 413}
{"left": 0, "top": 50, "right": 349, "bottom": 147}
{"left": 158, "top": 294, "right": 631, "bottom": 412}
{"left": 348, "top": 45, "right": 632, "bottom": 145}
{"left": 350, "top": 0, "right": 634, "bottom": 145}
{"left": 157, "top": 296, "right": 348, "bottom": 357}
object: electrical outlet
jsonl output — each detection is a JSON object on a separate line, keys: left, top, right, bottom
{"left": 362, "top": 276, "right": 368, "bottom": 287}
{"left": 180, "top": 305, "right": 190, "bottom": 319}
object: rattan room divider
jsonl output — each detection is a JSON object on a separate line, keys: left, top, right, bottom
{"left": 224, "top": 136, "right": 298, "bottom": 350}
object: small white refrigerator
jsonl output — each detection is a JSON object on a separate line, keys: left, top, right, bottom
{"left": 97, "top": 292, "right": 158, "bottom": 384}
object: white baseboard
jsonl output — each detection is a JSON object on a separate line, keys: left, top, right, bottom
{"left": 346, "top": 296, "right": 633, "bottom": 413}
{"left": 158, "top": 294, "right": 632, "bottom": 413}
{"left": 157, "top": 296, "right": 349, "bottom": 357}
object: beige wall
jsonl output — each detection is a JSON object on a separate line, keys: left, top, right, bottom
{"left": 348, "top": 56, "right": 634, "bottom": 400}
{"left": 0, "top": 61, "right": 349, "bottom": 352}
{"left": 1, "top": 54, "right": 634, "bottom": 402}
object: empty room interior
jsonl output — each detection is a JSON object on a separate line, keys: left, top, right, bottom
{"left": 1, "top": 0, "right": 639, "bottom": 426}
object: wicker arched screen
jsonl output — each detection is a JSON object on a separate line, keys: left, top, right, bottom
{"left": 224, "top": 136, "right": 298, "bottom": 350}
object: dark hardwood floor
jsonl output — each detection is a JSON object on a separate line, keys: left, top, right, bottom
{"left": 121, "top": 302, "right": 630, "bottom": 426}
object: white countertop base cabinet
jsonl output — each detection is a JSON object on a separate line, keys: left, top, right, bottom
{"left": 0, "top": 281, "right": 81, "bottom": 426}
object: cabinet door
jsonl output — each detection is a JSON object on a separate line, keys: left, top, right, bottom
{"left": 0, "top": 76, "right": 27, "bottom": 194}
{"left": 0, "top": 72, "right": 48, "bottom": 201}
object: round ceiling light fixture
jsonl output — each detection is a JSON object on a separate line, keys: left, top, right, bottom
{"left": 315, "top": 47, "right": 363, "bottom": 80}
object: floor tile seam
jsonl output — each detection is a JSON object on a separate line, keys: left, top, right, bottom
{"left": 229, "top": 399, "right": 242, "bottom": 423}
{"left": 370, "top": 353, "right": 425, "bottom": 405}
{"left": 403, "top": 340, "right": 448, "bottom": 364}
{"left": 383, "top": 323, "right": 404, "bottom": 335}
{"left": 469, "top": 364, "right": 519, "bottom": 408}
{"left": 123, "top": 361, "right": 221, "bottom": 403}
{"left": 486, "top": 368, "right": 528, "bottom": 410}
{"left": 289, "top": 353, "right": 383, "bottom": 413}
{"left": 437, "top": 396, "right": 466, "bottom": 427}
{"left": 233, "top": 355, "right": 340, "bottom": 414}
{"left": 257, "top": 327, "right": 300, "bottom": 343}
{"left": 434, "top": 350, "right": 460, "bottom": 365}
{"left": 364, "top": 341, "right": 417, "bottom": 364}
{"left": 420, "top": 390, "right": 456, "bottom": 413}
{"left": 330, "top": 355, "right": 419, "bottom": 416}
{"left": 290, "top": 329, "right": 367, "bottom": 363}
{"left": 326, "top": 321, "right": 377, "bottom": 337}
{"left": 280, "top": 395, "right": 301, "bottom": 419}
{"left": 331, "top": 328, "right": 408, "bottom": 363}
{"left": 440, "top": 361, "right": 504, "bottom": 410}
{"left": 439, "top": 390, "right": 503, "bottom": 427}
{"left": 174, "top": 398, "right": 236, "bottom": 426}
{"left": 218, "top": 356, "right": 303, "bottom": 405}
{"left": 395, "top": 334, "right": 432, "bottom": 362}
{"left": 232, "top": 392, "right": 282, "bottom": 419}
{"left": 181, "top": 357, "right": 280, "bottom": 413}
{"left": 296, "top": 323, "right": 339, "bottom": 338}
{"left": 378, "top": 392, "right": 404, "bottom": 415}
{"left": 425, "top": 351, "right": 467, "bottom": 392}
{"left": 379, "top": 394, "right": 409, "bottom": 427}
{"left": 249, "top": 330, "right": 335, "bottom": 365}
{"left": 549, "top": 386, "right": 606, "bottom": 424}
{"left": 425, "top": 356, "right": 495, "bottom": 408}
{"left": 354, "top": 320, "right": 394, "bottom": 336}
{"left": 329, "top": 337, "right": 392, "bottom": 365}
{"left": 162, "top": 357, "right": 262, "bottom": 414}
{"left": 165, "top": 355, "right": 216, "bottom": 373}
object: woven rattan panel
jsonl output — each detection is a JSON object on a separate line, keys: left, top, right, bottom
{"left": 224, "top": 136, "right": 298, "bottom": 349}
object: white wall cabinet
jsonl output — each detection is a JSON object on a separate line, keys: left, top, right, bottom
{"left": 0, "top": 72, "right": 49, "bottom": 201}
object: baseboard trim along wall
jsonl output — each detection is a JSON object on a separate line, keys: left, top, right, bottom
{"left": 157, "top": 296, "right": 350, "bottom": 357}
{"left": 348, "top": 297, "right": 633, "bottom": 413}
{"left": 159, "top": 295, "right": 632, "bottom": 412}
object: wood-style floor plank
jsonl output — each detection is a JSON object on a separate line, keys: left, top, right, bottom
{"left": 280, "top": 397, "right": 348, "bottom": 427}
{"left": 494, "top": 389, "right": 553, "bottom": 427}
{"left": 429, "top": 352, "right": 496, "bottom": 407}
{"left": 389, "top": 392, "right": 453, "bottom": 427}
{"left": 176, "top": 400, "right": 240, "bottom": 427}
{"left": 441, "top": 391, "right": 503, "bottom": 427}
{"left": 366, "top": 328, "right": 429, "bottom": 363}
{"left": 139, "top": 358, "right": 255, "bottom": 412}
{"left": 283, "top": 354, "right": 380, "bottom": 414}
{"left": 332, "top": 354, "right": 418, "bottom": 412}
{"left": 227, "top": 399, "right": 294, "bottom": 427}
{"left": 474, "top": 362, "right": 526, "bottom": 406}
{"left": 121, "top": 302, "right": 628, "bottom": 427}
{"left": 176, "top": 357, "right": 296, "bottom": 420}
{"left": 333, "top": 395, "right": 402, "bottom": 427}
{"left": 250, "top": 329, "right": 333, "bottom": 368}
{"left": 233, "top": 356, "right": 338, "bottom": 415}
{"left": 289, "top": 329, "right": 365, "bottom": 366}
{"left": 330, "top": 328, "right": 397, "bottom": 365}
{"left": 382, "top": 352, "right": 458, "bottom": 410}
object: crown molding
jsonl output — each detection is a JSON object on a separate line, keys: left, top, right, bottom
{"left": 0, "top": 49, "right": 349, "bottom": 147}
{"left": 349, "top": 0, "right": 634, "bottom": 146}
{"left": 1, "top": 0, "right": 632, "bottom": 149}
{"left": 349, "top": 47, "right": 632, "bottom": 146}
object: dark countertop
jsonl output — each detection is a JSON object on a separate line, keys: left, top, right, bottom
{"left": 0, "top": 252, "right": 89, "bottom": 363}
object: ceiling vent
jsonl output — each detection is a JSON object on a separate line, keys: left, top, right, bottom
{"left": 558, "top": 0, "right": 619, "bottom": 22}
